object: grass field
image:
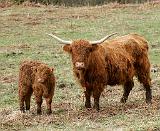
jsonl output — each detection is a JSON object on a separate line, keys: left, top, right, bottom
{"left": 0, "top": 2, "right": 160, "bottom": 130}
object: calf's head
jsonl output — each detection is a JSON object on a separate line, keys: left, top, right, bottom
{"left": 33, "top": 65, "right": 54, "bottom": 97}
{"left": 34, "top": 65, "right": 53, "bottom": 83}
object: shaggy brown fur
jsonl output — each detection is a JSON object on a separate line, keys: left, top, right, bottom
{"left": 18, "top": 60, "right": 55, "bottom": 114}
{"left": 63, "top": 34, "right": 152, "bottom": 111}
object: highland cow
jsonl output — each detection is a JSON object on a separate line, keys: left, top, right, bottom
{"left": 18, "top": 61, "right": 55, "bottom": 114}
{"left": 48, "top": 33, "right": 152, "bottom": 111}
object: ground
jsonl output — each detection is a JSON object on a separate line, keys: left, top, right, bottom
{"left": 0, "top": 2, "right": 160, "bottom": 131}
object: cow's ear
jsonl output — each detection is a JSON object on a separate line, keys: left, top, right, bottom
{"left": 63, "top": 44, "right": 72, "bottom": 53}
{"left": 90, "top": 44, "right": 99, "bottom": 52}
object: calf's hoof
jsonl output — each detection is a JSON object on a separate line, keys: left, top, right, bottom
{"left": 85, "top": 103, "right": 91, "bottom": 109}
{"left": 20, "top": 110, "right": 25, "bottom": 113}
{"left": 20, "top": 108, "right": 25, "bottom": 113}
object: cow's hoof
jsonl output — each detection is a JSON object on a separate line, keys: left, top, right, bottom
{"left": 86, "top": 108, "right": 92, "bottom": 111}
{"left": 37, "top": 109, "right": 42, "bottom": 115}
{"left": 146, "top": 99, "right": 152, "bottom": 104}
{"left": 46, "top": 109, "right": 52, "bottom": 115}
{"left": 93, "top": 105, "right": 99, "bottom": 111}
{"left": 120, "top": 97, "right": 127, "bottom": 103}
{"left": 20, "top": 107, "right": 25, "bottom": 113}
{"left": 25, "top": 110, "right": 30, "bottom": 114}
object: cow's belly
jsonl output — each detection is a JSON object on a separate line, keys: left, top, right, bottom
{"left": 107, "top": 68, "right": 135, "bottom": 86}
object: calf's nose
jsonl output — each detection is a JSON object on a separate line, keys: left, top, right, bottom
{"left": 37, "top": 78, "right": 44, "bottom": 83}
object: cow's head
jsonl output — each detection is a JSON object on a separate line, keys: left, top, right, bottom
{"left": 63, "top": 40, "right": 99, "bottom": 71}
{"left": 47, "top": 33, "right": 116, "bottom": 71}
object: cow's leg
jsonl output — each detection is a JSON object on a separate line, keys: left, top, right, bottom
{"left": 93, "top": 89, "right": 101, "bottom": 111}
{"left": 138, "top": 76, "right": 152, "bottom": 103}
{"left": 25, "top": 89, "right": 33, "bottom": 111}
{"left": 137, "top": 68, "right": 152, "bottom": 103}
{"left": 143, "top": 82, "right": 152, "bottom": 104}
{"left": 84, "top": 88, "right": 92, "bottom": 108}
{"left": 45, "top": 96, "right": 52, "bottom": 115}
{"left": 136, "top": 57, "right": 152, "bottom": 103}
{"left": 35, "top": 95, "right": 43, "bottom": 115}
{"left": 121, "top": 80, "right": 134, "bottom": 103}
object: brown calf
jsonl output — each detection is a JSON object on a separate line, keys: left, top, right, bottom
{"left": 18, "top": 61, "right": 55, "bottom": 114}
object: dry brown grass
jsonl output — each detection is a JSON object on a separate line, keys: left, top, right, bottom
{"left": 0, "top": 78, "right": 160, "bottom": 130}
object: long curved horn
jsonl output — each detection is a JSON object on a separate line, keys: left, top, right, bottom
{"left": 90, "top": 33, "right": 117, "bottom": 44}
{"left": 46, "top": 33, "right": 72, "bottom": 44}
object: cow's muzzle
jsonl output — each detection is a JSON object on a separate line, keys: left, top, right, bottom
{"left": 75, "top": 62, "right": 85, "bottom": 70}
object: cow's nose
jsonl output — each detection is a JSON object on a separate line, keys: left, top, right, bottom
{"left": 75, "top": 62, "right": 85, "bottom": 70}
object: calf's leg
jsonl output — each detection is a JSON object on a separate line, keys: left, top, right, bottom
{"left": 25, "top": 89, "right": 33, "bottom": 111}
{"left": 45, "top": 97, "right": 52, "bottom": 114}
{"left": 19, "top": 96, "right": 25, "bottom": 113}
{"left": 35, "top": 95, "right": 43, "bottom": 115}
{"left": 19, "top": 87, "right": 26, "bottom": 113}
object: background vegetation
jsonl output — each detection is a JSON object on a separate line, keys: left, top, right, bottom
{"left": 0, "top": 2, "right": 160, "bottom": 131}
{"left": 0, "top": 0, "right": 153, "bottom": 5}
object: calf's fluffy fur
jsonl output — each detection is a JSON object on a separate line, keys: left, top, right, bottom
{"left": 18, "top": 61, "right": 55, "bottom": 114}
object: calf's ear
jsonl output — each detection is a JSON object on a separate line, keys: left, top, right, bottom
{"left": 90, "top": 44, "right": 99, "bottom": 52}
{"left": 31, "top": 66, "right": 37, "bottom": 73}
{"left": 63, "top": 44, "right": 72, "bottom": 53}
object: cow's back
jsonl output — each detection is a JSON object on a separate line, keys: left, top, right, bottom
{"left": 100, "top": 42, "right": 135, "bottom": 85}
{"left": 100, "top": 34, "right": 150, "bottom": 85}
{"left": 102, "top": 34, "right": 149, "bottom": 62}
